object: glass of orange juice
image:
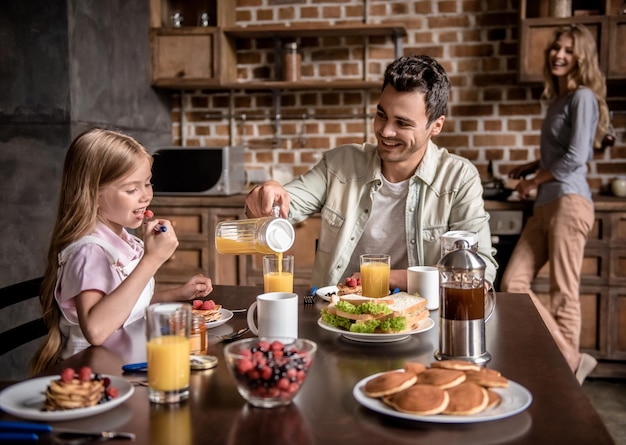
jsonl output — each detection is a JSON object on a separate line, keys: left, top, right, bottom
{"left": 360, "top": 254, "right": 391, "bottom": 298}
{"left": 146, "top": 302, "right": 191, "bottom": 403}
{"left": 263, "top": 255, "right": 294, "bottom": 293}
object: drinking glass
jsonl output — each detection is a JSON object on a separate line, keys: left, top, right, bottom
{"left": 263, "top": 255, "right": 294, "bottom": 293}
{"left": 360, "top": 254, "right": 390, "bottom": 298}
{"left": 146, "top": 302, "right": 191, "bottom": 403}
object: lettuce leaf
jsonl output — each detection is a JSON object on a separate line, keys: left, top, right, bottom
{"left": 335, "top": 300, "right": 391, "bottom": 316}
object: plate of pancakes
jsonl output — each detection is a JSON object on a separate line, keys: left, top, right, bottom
{"left": 317, "top": 317, "right": 434, "bottom": 342}
{"left": 0, "top": 375, "right": 134, "bottom": 421}
{"left": 353, "top": 360, "right": 532, "bottom": 423}
{"left": 205, "top": 308, "right": 233, "bottom": 329}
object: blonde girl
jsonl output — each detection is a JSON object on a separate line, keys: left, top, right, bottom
{"left": 31, "top": 128, "right": 212, "bottom": 375}
{"left": 502, "top": 24, "right": 608, "bottom": 384}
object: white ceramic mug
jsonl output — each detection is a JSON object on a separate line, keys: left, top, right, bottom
{"left": 247, "top": 292, "right": 298, "bottom": 339}
{"left": 407, "top": 266, "right": 440, "bottom": 310}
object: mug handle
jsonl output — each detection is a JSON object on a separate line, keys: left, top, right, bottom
{"left": 484, "top": 281, "right": 497, "bottom": 322}
{"left": 246, "top": 301, "right": 259, "bottom": 335}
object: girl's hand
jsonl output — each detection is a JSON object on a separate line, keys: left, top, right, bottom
{"left": 180, "top": 274, "right": 213, "bottom": 300}
{"left": 143, "top": 219, "right": 179, "bottom": 266}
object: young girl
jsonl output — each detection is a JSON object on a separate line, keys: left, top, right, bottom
{"left": 31, "top": 128, "right": 213, "bottom": 375}
{"left": 502, "top": 24, "right": 609, "bottom": 383}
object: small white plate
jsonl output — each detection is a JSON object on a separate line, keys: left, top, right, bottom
{"left": 0, "top": 375, "right": 134, "bottom": 421}
{"left": 353, "top": 371, "right": 532, "bottom": 423}
{"left": 206, "top": 308, "right": 233, "bottom": 329}
{"left": 317, "top": 317, "right": 434, "bottom": 342}
{"left": 316, "top": 285, "right": 338, "bottom": 302}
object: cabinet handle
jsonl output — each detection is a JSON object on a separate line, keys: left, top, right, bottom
{"left": 176, "top": 70, "right": 185, "bottom": 78}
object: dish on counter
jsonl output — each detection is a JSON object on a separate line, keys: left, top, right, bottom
{"left": 317, "top": 317, "right": 434, "bottom": 343}
{"left": 316, "top": 285, "right": 338, "bottom": 302}
{"left": 0, "top": 375, "right": 134, "bottom": 421}
{"left": 353, "top": 371, "right": 532, "bottom": 423}
{"left": 206, "top": 308, "right": 233, "bottom": 329}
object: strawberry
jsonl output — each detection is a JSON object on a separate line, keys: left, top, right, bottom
{"left": 192, "top": 299, "right": 204, "bottom": 309}
{"left": 201, "top": 300, "right": 216, "bottom": 311}
{"left": 60, "top": 368, "right": 75, "bottom": 383}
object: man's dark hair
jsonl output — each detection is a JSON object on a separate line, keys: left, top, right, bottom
{"left": 382, "top": 55, "right": 450, "bottom": 127}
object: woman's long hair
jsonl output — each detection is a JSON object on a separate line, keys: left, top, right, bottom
{"left": 30, "top": 128, "right": 152, "bottom": 375}
{"left": 542, "top": 24, "right": 610, "bottom": 149}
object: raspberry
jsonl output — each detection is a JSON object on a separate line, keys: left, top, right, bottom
{"left": 201, "top": 300, "right": 216, "bottom": 310}
{"left": 192, "top": 299, "right": 203, "bottom": 309}
{"left": 144, "top": 209, "right": 154, "bottom": 219}
{"left": 106, "top": 387, "right": 119, "bottom": 399}
{"left": 270, "top": 340, "right": 284, "bottom": 351}
{"left": 236, "top": 358, "right": 253, "bottom": 374}
{"left": 356, "top": 277, "right": 362, "bottom": 286}
{"left": 60, "top": 368, "right": 75, "bottom": 383}
{"left": 78, "top": 366, "right": 92, "bottom": 382}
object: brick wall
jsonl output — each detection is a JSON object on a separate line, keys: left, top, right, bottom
{"left": 171, "top": 0, "right": 626, "bottom": 191}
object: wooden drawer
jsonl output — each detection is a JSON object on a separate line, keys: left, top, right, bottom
{"left": 149, "top": 206, "right": 210, "bottom": 241}
{"left": 155, "top": 240, "right": 209, "bottom": 283}
{"left": 608, "top": 287, "right": 626, "bottom": 360}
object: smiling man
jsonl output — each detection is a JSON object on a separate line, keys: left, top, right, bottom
{"left": 245, "top": 55, "right": 497, "bottom": 289}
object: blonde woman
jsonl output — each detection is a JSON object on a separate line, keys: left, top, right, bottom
{"left": 502, "top": 24, "right": 609, "bottom": 384}
{"left": 31, "top": 128, "right": 212, "bottom": 375}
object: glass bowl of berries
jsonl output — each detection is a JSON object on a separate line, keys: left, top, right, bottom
{"left": 224, "top": 338, "right": 317, "bottom": 408}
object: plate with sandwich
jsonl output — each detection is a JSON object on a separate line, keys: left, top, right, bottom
{"left": 318, "top": 292, "right": 434, "bottom": 342}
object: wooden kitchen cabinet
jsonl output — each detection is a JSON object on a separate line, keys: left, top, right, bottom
{"left": 148, "top": 195, "right": 320, "bottom": 290}
{"left": 149, "top": 0, "right": 236, "bottom": 87}
{"left": 531, "top": 197, "right": 626, "bottom": 374}
{"left": 519, "top": 0, "right": 626, "bottom": 82}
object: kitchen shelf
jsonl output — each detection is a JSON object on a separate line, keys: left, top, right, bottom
{"left": 222, "top": 23, "right": 407, "bottom": 39}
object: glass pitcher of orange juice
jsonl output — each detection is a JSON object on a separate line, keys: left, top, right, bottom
{"left": 215, "top": 205, "right": 295, "bottom": 255}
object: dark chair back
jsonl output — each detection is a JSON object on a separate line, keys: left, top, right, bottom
{"left": 0, "top": 276, "right": 47, "bottom": 355}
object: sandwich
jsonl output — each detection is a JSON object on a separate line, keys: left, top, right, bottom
{"left": 320, "top": 292, "right": 429, "bottom": 334}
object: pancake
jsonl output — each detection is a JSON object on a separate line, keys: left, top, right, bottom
{"left": 43, "top": 378, "right": 105, "bottom": 411}
{"left": 464, "top": 369, "right": 509, "bottom": 388}
{"left": 383, "top": 384, "right": 449, "bottom": 416}
{"left": 485, "top": 389, "right": 502, "bottom": 410}
{"left": 403, "top": 362, "right": 427, "bottom": 375}
{"left": 417, "top": 368, "right": 466, "bottom": 389}
{"left": 430, "top": 359, "right": 481, "bottom": 372}
{"left": 443, "top": 382, "right": 489, "bottom": 415}
{"left": 364, "top": 370, "right": 417, "bottom": 398}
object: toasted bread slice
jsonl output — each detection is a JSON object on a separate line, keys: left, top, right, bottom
{"left": 337, "top": 283, "right": 362, "bottom": 296}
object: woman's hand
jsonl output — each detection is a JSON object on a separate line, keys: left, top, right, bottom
{"left": 508, "top": 160, "right": 540, "bottom": 179}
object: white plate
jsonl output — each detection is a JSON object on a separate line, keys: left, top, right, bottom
{"left": 206, "top": 308, "right": 233, "bottom": 329}
{"left": 317, "top": 317, "right": 434, "bottom": 342}
{"left": 0, "top": 375, "right": 134, "bottom": 421}
{"left": 353, "top": 371, "right": 532, "bottom": 423}
{"left": 316, "top": 285, "right": 338, "bottom": 302}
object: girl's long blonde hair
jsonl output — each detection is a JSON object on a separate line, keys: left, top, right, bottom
{"left": 30, "top": 128, "right": 152, "bottom": 375}
{"left": 542, "top": 24, "right": 610, "bottom": 149}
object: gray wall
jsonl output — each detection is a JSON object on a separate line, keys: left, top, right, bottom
{"left": 0, "top": 0, "right": 173, "bottom": 379}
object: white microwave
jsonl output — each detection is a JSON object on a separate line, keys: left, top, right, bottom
{"left": 150, "top": 146, "right": 246, "bottom": 196}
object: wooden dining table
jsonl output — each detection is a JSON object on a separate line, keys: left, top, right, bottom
{"left": 0, "top": 285, "right": 615, "bottom": 444}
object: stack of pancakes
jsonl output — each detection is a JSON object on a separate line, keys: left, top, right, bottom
{"left": 43, "top": 377, "right": 106, "bottom": 411}
{"left": 363, "top": 360, "right": 509, "bottom": 416}
{"left": 192, "top": 303, "right": 222, "bottom": 323}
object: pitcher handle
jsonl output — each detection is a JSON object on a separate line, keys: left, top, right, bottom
{"left": 485, "top": 281, "right": 496, "bottom": 322}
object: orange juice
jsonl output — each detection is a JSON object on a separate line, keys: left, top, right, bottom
{"left": 361, "top": 262, "right": 390, "bottom": 298}
{"left": 147, "top": 336, "right": 190, "bottom": 391}
{"left": 264, "top": 271, "right": 294, "bottom": 292}
{"left": 215, "top": 236, "right": 274, "bottom": 255}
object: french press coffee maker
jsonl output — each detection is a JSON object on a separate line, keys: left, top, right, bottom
{"left": 434, "top": 240, "right": 495, "bottom": 365}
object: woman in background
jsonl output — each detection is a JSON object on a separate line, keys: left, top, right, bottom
{"left": 501, "top": 24, "right": 609, "bottom": 384}
{"left": 31, "top": 128, "right": 212, "bottom": 375}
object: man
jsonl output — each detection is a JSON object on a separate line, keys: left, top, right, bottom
{"left": 245, "top": 55, "right": 497, "bottom": 289}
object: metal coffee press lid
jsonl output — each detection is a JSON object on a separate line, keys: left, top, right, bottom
{"left": 438, "top": 240, "right": 485, "bottom": 271}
